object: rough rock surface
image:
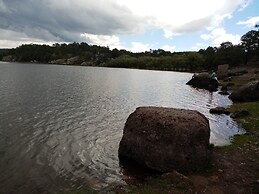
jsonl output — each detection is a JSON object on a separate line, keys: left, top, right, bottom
{"left": 186, "top": 73, "right": 218, "bottom": 91}
{"left": 229, "top": 80, "right": 259, "bottom": 102}
{"left": 217, "top": 64, "right": 229, "bottom": 79}
{"left": 118, "top": 107, "right": 211, "bottom": 173}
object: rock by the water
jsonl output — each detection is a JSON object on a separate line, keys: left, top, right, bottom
{"left": 186, "top": 73, "right": 218, "bottom": 91}
{"left": 209, "top": 107, "right": 230, "bottom": 115}
{"left": 217, "top": 64, "right": 229, "bottom": 79}
{"left": 229, "top": 80, "right": 259, "bottom": 102}
{"left": 118, "top": 107, "right": 211, "bottom": 173}
{"left": 2, "top": 55, "right": 16, "bottom": 62}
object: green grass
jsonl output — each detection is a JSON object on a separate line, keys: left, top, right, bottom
{"left": 222, "top": 101, "right": 259, "bottom": 150}
{"left": 228, "top": 101, "right": 259, "bottom": 131}
{"left": 220, "top": 79, "right": 251, "bottom": 90}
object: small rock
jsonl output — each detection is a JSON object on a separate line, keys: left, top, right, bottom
{"left": 218, "top": 169, "right": 223, "bottom": 173}
{"left": 210, "top": 107, "right": 230, "bottom": 115}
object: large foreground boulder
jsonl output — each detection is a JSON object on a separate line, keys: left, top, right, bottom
{"left": 229, "top": 80, "right": 259, "bottom": 102}
{"left": 119, "top": 107, "right": 211, "bottom": 173}
{"left": 186, "top": 73, "right": 218, "bottom": 91}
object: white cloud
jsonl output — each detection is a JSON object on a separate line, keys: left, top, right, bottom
{"left": 161, "top": 45, "right": 176, "bottom": 52}
{"left": 119, "top": 0, "right": 248, "bottom": 38}
{"left": 201, "top": 28, "right": 241, "bottom": 46}
{"left": 0, "top": 0, "right": 142, "bottom": 44}
{"left": 238, "top": 0, "right": 252, "bottom": 11}
{"left": 191, "top": 43, "right": 207, "bottom": 51}
{"left": 0, "top": 0, "right": 251, "bottom": 48}
{"left": 0, "top": 40, "right": 56, "bottom": 49}
{"left": 128, "top": 42, "right": 151, "bottom": 53}
{"left": 0, "top": 29, "right": 56, "bottom": 48}
{"left": 237, "top": 16, "right": 259, "bottom": 28}
{"left": 80, "top": 33, "right": 121, "bottom": 49}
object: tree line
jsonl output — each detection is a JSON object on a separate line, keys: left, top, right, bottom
{"left": 0, "top": 27, "right": 258, "bottom": 71}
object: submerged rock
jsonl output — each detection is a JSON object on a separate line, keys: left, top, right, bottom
{"left": 186, "top": 73, "right": 219, "bottom": 91}
{"left": 229, "top": 80, "right": 259, "bottom": 102}
{"left": 219, "top": 91, "right": 230, "bottom": 95}
{"left": 118, "top": 107, "right": 211, "bottom": 173}
{"left": 209, "top": 107, "right": 230, "bottom": 115}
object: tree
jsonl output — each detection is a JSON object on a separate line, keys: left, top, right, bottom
{"left": 240, "top": 28, "right": 259, "bottom": 64}
{"left": 241, "top": 30, "right": 259, "bottom": 52}
{"left": 199, "top": 46, "right": 217, "bottom": 69}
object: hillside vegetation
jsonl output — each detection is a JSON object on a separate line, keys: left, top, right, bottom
{"left": 1, "top": 28, "right": 258, "bottom": 71}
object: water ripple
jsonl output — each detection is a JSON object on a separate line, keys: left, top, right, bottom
{"left": 0, "top": 62, "right": 243, "bottom": 193}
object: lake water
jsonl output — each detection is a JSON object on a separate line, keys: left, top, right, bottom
{"left": 0, "top": 62, "right": 243, "bottom": 193}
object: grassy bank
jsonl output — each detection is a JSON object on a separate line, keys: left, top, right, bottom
{"left": 227, "top": 101, "right": 259, "bottom": 149}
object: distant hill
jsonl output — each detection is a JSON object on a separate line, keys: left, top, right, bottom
{"left": 0, "top": 29, "right": 258, "bottom": 71}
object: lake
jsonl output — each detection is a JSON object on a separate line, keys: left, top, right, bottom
{"left": 0, "top": 62, "right": 243, "bottom": 193}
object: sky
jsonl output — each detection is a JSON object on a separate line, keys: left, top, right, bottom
{"left": 0, "top": 0, "right": 258, "bottom": 52}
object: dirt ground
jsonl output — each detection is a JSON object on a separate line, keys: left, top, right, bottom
{"left": 188, "top": 141, "right": 259, "bottom": 194}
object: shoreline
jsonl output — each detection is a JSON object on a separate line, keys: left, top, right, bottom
{"left": 0, "top": 60, "right": 200, "bottom": 73}
{"left": 115, "top": 65, "right": 259, "bottom": 193}
{"left": 1, "top": 61, "right": 258, "bottom": 193}
{"left": 60, "top": 65, "right": 259, "bottom": 193}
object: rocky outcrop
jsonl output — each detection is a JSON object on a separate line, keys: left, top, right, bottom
{"left": 2, "top": 55, "right": 16, "bottom": 62}
{"left": 49, "top": 56, "right": 83, "bottom": 65}
{"left": 49, "top": 58, "right": 67, "bottom": 65}
{"left": 67, "top": 56, "right": 83, "bottom": 65}
{"left": 119, "top": 107, "right": 211, "bottom": 173}
{"left": 217, "top": 64, "right": 229, "bottom": 79}
{"left": 229, "top": 80, "right": 259, "bottom": 102}
{"left": 186, "top": 73, "right": 219, "bottom": 91}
